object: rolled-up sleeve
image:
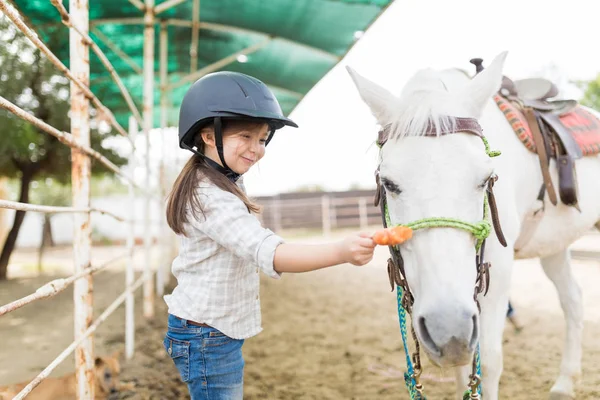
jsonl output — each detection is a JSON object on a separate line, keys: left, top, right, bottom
{"left": 190, "top": 185, "right": 284, "bottom": 279}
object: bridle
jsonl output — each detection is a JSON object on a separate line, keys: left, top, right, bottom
{"left": 375, "top": 117, "right": 507, "bottom": 399}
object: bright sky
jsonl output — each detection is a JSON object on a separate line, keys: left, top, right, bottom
{"left": 162, "top": 0, "right": 600, "bottom": 197}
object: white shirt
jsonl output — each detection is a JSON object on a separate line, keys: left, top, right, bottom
{"left": 164, "top": 178, "right": 283, "bottom": 339}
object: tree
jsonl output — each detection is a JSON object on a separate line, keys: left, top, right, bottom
{"left": 579, "top": 73, "right": 600, "bottom": 111}
{"left": 0, "top": 16, "right": 127, "bottom": 280}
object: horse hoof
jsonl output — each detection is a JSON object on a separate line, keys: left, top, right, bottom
{"left": 549, "top": 393, "right": 575, "bottom": 400}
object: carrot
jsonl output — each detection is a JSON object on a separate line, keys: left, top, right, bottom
{"left": 372, "top": 226, "right": 413, "bottom": 246}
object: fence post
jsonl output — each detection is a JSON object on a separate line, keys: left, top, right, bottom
{"left": 142, "top": 0, "right": 156, "bottom": 320}
{"left": 321, "top": 195, "right": 331, "bottom": 237}
{"left": 358, "top": 197, "right": 368, "bottom": 230}
{"left": 125, "top": 116, "right": 137, "bottom": 360}
{"left": 69, "top": 0, "right": 94, "bottom": 397}
{"left": 156, "top": 21, "right": 168, "bottom": 298}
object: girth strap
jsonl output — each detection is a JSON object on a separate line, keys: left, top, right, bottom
{"left": 524, "top": 107, "right": 558, "bottom": 205}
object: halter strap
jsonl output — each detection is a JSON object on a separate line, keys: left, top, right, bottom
{"left": 377, "top": 117, "right": 484, "bottom": 147}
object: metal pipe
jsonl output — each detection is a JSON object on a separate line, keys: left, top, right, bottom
{"left": 165, "top": 18, "right": 341, "bottom": 61}
{"left": 168, "top": 39, "right": 271, "bottom": 90}
{"left": 0, "top": 199, "right": 125, "bottom": 221}
{"left": 68, "top": 1, "right": 94, "bottom": 397}
{"left": 156, "top": 21, "right": 169, "bottom": 297}
{"left": 154, "top": 0, "right": 186, "bottom": 14}
{"left": 190, "top": 0, "right": 200, "bottom": 72}
{"left": 49, "top": 0, "right": 143, "bottom": 129}
{"left": 13, "top": 274, "right": 146, "bottom": 400}
{"left": 0, "top": 252, "right": 129, "bottom": 317}
{"left": 91, "top": 28, "right": 143, "bottom": 74}
{"left": 125, "top": 116, "right": 138, "bottom": 359}
{"left": 91, "top": 17, "right": 144, "bottom": 26}
{"left": 0, "top": 95, "right": 136, "bottom": 187}
{"left": 127, "top": 0, "right": 145, "bottom": 11}
{"left": 143, "top": 0, "right": 156, "bottom": 320}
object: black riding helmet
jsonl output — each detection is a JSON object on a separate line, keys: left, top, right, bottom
{"left": 178, "top": 71, "right": 298, "bottom": 181}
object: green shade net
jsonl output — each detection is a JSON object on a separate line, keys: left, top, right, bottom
{"left": 11, "top": 0, "right": 393, "bottom": 128}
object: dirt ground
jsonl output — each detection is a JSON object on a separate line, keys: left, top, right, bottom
{"left": 1, "top": 231, "right": 600, "bottom": 399}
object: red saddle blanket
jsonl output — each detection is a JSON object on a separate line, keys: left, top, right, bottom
{"left": 494, "top": 94, "right": 600, "bottom": 156}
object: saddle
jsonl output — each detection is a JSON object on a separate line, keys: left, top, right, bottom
{"left": 498, "top": 74, "right": 581, "bottom": 209}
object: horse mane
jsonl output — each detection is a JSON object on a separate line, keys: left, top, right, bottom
{"left": 387, "top": 68, "right": 472, "bottom": 140}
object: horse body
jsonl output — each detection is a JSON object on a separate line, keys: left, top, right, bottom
{"left": 348, "top": 52, "right": 597, "bottom": 399}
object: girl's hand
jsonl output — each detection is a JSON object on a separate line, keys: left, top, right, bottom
{"left": 338, "top": 232, "right": 376, "bottom": 266}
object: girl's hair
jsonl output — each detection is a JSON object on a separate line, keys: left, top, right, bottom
{"left": 166, "top": 120, "right": 262, "bottom": 235}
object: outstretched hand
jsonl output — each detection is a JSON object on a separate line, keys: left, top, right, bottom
{"left": 338, "top": 232, "right": 376, "bottom": 266}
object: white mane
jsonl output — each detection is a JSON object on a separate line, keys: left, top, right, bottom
{"left": 387, "top": 69, "right": 459, "bottom": 140}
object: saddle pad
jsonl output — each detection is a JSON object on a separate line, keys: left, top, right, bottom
{"left": 494, "top": 94, "right": 600, "bottom": 156}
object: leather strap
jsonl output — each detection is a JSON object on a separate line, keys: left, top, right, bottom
{"left": 524, "top": 107, "right": 558, "bottom": 206}
{"left": 537, "top": 112, "right": 583, "bottom": 159}
{"left": 377, "top": 117, "right": 483, "bottom": 147}
{"left": 486, "top": 176, "right": 507, "bottom": 247}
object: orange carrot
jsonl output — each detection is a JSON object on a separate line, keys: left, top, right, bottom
{"left": 372, "top": 226, "right": 413, "bottom": 246}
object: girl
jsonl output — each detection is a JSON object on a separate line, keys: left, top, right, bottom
{"left": 163, "top": 71, "right": 376, "bottom": 400}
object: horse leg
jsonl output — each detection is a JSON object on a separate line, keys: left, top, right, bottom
{"left": 540, "top": 249, "right": 583, "bottom": 399}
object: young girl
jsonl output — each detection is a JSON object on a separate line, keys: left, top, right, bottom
{"left": 163, "top": 71, "right": 376, "bottom": 400}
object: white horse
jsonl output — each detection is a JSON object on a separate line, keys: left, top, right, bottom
{"left": 347, "top": 52, "right": 598, "bottom": 399}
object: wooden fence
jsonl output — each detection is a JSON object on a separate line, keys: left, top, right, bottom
{"left": 255, "top": 189, "right": 381, "bottom": 235}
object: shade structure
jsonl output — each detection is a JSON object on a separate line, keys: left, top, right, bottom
{"left": 10, "top": 0, "right": 394, "bottom": 127}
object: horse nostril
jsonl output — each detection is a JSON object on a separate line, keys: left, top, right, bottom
{"left": 468, "top": 314, "right": 479, "bottom": 350}
{"left": 418, "top": 316, "right": 442, "bottom": 356}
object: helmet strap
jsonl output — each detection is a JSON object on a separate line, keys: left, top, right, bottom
{"left": 180, "top": 140, "right": 240, "bottom": 183}
{"left": 265, "top": 125, "right": 276, "bottom": 146}
{"left": 213, "top": 117, "right": 241, "bottom": 182}
{"left": 214, "top": 117, "right": 232, "bottom": 171}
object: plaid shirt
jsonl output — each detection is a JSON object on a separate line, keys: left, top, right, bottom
{"left": 164, "top": 178, "right": 283, "bottom": 339}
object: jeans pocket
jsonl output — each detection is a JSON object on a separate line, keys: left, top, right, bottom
{"left": 163, "top": 335, "right": 190, "bottom": 382}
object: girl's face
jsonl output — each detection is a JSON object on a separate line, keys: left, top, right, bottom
{"left": 202, "top": 122, "right": 270, "bottom": 175}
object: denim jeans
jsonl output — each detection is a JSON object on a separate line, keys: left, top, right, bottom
{"left": 164, "top": 314, "right": 245, "bottom": 400}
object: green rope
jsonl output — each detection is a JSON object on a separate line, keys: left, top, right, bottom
{"left": 400, "top": 196, "right": 492, "bottom": 251}
{"left": 481, "top": 136, "right": 501, "bottom": 158}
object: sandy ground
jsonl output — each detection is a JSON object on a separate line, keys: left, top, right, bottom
{"left": 1, "top": 231, "right": 600, "bottom": 399}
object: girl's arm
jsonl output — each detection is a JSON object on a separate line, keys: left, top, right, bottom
{"left": 273, "top": 232, "right": 376, "bottom": 273}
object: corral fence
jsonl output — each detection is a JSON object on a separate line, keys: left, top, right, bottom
{"left": 255, "top": 189, "right": 381, "bottom": 235}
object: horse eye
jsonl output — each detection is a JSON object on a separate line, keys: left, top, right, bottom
{"left": 381, "top": 178, "right": 401, "bottom": 194}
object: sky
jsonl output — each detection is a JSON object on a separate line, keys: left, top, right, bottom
{"left": 150, "top": 0, "right": 600, "bottom": 197}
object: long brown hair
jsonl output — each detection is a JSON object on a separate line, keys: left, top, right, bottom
{"left": 166, "top": 121, "right": 262, "bottom": 235}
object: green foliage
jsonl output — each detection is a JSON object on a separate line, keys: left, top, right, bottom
{"left": 0, "top": 15, "right": 127, "bottom": 184}
{"left": 29, "top": 178, "right": 71, "bottom": 206}
{"left": 580, "top": 74, "right": 600, "bottom": 111}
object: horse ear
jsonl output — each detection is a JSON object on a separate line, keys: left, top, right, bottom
{"left": 462, "top": 51, "right": 508, "bottom": 117}
{"left": 346, "top": 66, "right": 397, "bottom": 123}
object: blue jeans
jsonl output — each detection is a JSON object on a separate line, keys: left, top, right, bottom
{"left": 164, "top": 314, "right": 245, "bottom": 400}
